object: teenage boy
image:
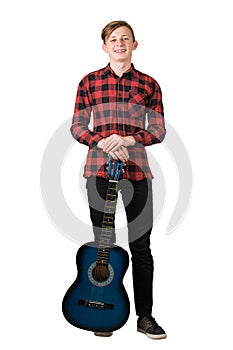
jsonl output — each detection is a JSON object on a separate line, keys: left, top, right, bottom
{"left": 71, "top": 20, "right": 167, "bottom": 339}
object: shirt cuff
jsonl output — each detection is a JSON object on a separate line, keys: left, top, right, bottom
{"left": 90, "top": 133, "right": 104, "bottom": 148}
{"left": 131, "top": 132, "right": 144, "bottom": 144}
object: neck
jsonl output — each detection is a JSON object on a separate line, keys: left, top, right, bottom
{"left": 110, "top": 61, "right": 132, "bottom": 77}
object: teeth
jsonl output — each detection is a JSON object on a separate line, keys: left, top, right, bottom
{"left": 115, "top": 49, "right": 126, "bottom": 53}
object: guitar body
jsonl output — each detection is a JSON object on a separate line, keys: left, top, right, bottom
{"left": 62, "top": 242, "right": 130, "bottom": 333}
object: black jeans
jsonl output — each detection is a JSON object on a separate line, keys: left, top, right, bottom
{"left": 86, "top": 176, "right": 154, "bottom": 317}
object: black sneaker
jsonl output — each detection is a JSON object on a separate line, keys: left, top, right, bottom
{"left": 137, "top": 316, "right": 167, "bottom": 339}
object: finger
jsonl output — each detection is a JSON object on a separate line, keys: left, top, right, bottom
{"left": 103, "top": 137, "right": 117, "bottom": 151}
{"left": 116, "top": 148, "right": 129, "bottom": 162}
{"left": 120, "top": 147, "right": 129, "bottom": 161}
{"left": 106, "top": 138, "right": 125, "bottom": 152}
{"left": 104, "top": 140, "right": 121, "bottom": 153}
{"left": 115, "top": 149, "right": 128, "bottom": 162}
{"left": 108, "top": 151, "right": 118, "bottom": 160}
{"left": 114, "top": 151, "right": 125, "bottom": 162}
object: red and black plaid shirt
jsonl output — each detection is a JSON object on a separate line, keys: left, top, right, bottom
{"left": 71, "top": 64, "right": 166, "bottom": 180}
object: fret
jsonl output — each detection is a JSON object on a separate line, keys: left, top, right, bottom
{"left": 107, "top": 188, "right": 117, "bottom": 193}
{"left": 97, "top": 251, "right": 110, "bottom": 257}
{"left": 97, "top": 257, "right": 109, "bottom": 262}
{"left": 97, "top": 252, "right": 110, "bottom": 257}
{"left": 102, "top": 216, "right": 114, "bottom": 221}
{"left": 105, "top": 200, "right": 116, "bottom": 205}
{"left": 104, "top": 207, "right": 116, "bottom": 213}
{"left": 107, "top": 185, "right": 116, "bottom": 189}
{"left": 104, "top": 207, "right": 115, "bottom": 211}
{"left": 102, "top": 225, "right": 114, "bottom": 230}
{"left": 99, "top": 236, "right": 111, "bottom": 242}
{"left": 106, "top": 196, "right": 116, "bottom": 201}
{"left": 107, "top": 190, "right": 116, "bottom": 195}
{"left": 104, "top": 208, "right": 115, "bottom": 214}
{"left": 106, "top": 190, "right": 116, "bottom": 194}
{"left": 105, "top": 200, "right": 116, "bottom": 204}
{"left": 99, "top": 236, "right": 112, "bottom": 242}
{"left": 98, "top": 242, "right": 112, "bottom": 250}
{"left": 102, "top": 217, "right": 114, "bottom": 223}
{"left": 106, "top": 189, "right": 117, "bottom": 194}
{"left": 97, "top": 257, "right": 109, "bottom": 263}
{"left": 105, "top": 198, "right": 116, "bottom": 202}
{"left": 100, "top": 228, "right": 112, "bottom": 233}
{"left": 96, "top": 260, "right": 109, "bottom": 265}
{"left": 100, "top": 231, "right": 112, "bottom": 236}
{"left": 99, "top": 237, "right": 111, "bottom": 243}
{"left": 102, "top": 220, "right": 114, "bottom": 226}
{"left": 102, "top": 226, "right": 114, "bottom": 231}
{"left": 97, "top": 252, "right": 110, "bottom": 258}
{"left": 104, "top": 213, "right": 115, "bottom": 218}
{"left": 104, "top": 208, "right": 115, "bottom": 213}
{"left": 101, "top": 228, "right": 113, "bottom": 234}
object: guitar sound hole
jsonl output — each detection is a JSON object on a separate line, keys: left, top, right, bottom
{"left": 93, "top": 265, "right": 109, "bottom": 282}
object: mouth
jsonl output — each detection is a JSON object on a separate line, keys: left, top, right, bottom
{"left": 114, "top": 49, "right": 127, "bottom": 53}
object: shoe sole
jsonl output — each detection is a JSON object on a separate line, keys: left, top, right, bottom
{"left": 137, "top": 327, "right": 167, "bottom": 339}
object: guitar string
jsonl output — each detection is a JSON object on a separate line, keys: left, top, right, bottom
{"left": 92, "top": 183, "right": 118, "bottom": 304}
{"left": 90, "top": 164, "right": 120, "bottom": 304}
{"left": 92, "top": 191, "right": 116, "bottom": 301}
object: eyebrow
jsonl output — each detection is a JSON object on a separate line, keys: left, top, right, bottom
{"left": 109, "top": 34, "right": 130, "bottom": 39}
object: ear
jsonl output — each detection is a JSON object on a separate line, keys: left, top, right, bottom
{"left": 102, "top": 43, "right": 108, "bottom": 53}
{"left": 133, "top": 41, "right": 138, "bottom": 51}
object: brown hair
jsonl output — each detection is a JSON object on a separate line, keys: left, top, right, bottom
{"left": 101, "top": 20, "right": 136, "bottom": 44}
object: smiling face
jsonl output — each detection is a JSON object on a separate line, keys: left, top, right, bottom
{"left": 102, "top": 26, "right": 138, "bottom": 64}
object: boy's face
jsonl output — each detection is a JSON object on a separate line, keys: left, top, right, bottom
{"left": 102, "top": 26, "right": 138, "bottom": 63}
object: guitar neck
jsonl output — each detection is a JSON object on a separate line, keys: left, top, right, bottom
{"left": 97, "top": 180, "right": 118, "bottom": 264}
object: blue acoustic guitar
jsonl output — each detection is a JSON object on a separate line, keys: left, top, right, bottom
{"left": 62, "top": 157, "right": 130, "bottom": 335}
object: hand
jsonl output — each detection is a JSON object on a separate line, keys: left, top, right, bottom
{"left": 108, "top": 146, "right": 129, "bottom": 162}
{"left": 103, "top": 134, "right": 135, "bottom": 153}
{"left": 97, "top": 137, "right": 130, "bottom": 162}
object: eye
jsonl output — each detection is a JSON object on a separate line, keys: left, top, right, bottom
{"left": 123, "top": 37, "right": 129, "bottom": 41}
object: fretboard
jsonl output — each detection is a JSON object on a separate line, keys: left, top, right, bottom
{"left": 96, "top": 180, "right": 118, "bottom": 265}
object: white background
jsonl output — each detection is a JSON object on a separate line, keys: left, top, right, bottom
{"left": 1, "top": 0, "right": 233, "bottom": 349}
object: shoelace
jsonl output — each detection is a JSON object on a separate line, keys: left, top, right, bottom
{"left": 144, "top": 316, "right": 159, "bottom": 330}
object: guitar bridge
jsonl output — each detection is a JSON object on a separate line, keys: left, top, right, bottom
{"left": 79, "top": 299, "right": 114, "bottom": 310}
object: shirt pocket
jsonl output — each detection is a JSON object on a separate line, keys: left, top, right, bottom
{"left": 127, "top": 88, "right": 147, "bottom": 119}
{"left": 128, "top": 88, "right": 147, "bottom": 105}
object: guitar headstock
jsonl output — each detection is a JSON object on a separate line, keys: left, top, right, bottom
{"left": 107, "top": 156, "right": 125, "bottom": 181}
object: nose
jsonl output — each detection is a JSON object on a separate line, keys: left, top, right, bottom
{"left": 116, "top": 38, "right": 124, "bottom": 46}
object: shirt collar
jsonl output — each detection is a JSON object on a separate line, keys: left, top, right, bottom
{"left": 103, "top": 63, "right": 135, "bottom": 78}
